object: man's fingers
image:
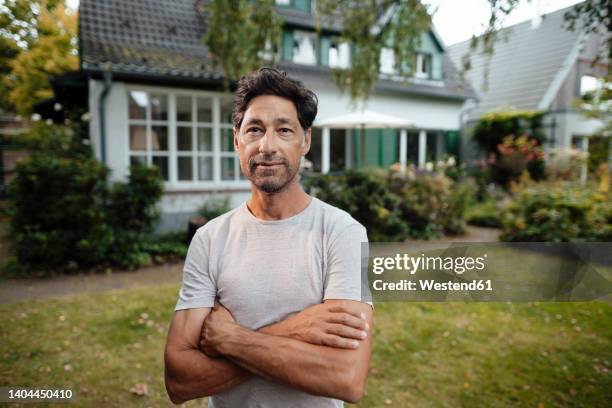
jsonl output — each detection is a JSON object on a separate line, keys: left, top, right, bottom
{"left": 326, "top": 304, "right": 363, "bottom": 319}
{"left": 327, "top": 323, "right": 368, "bottom": 340}
{"left": 328, "top": 312, "right": 367, "bottom": 331}
{"left": 321, "top": 335, "right": 361, "bottom": 349}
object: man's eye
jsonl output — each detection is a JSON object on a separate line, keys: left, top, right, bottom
{"left": 248, "top": 128, "right": 262, "bottom": 134}
{"left": 279, "top": 128, "right": 293, "bottom": 134}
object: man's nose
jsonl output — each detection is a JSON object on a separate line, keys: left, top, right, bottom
{"left": 258, "top": 130, "right": 278, "bottom": 153}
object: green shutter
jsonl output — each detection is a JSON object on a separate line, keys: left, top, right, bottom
{"left": 444, "top": 131, "right": 460, "bottom": 158}
{"left": 282, "top": 30, "right": 294, "bottom": 61}
{"left": 319, "top": 36, "right": 331, "bottom": 66}
{"left": 294, "top": 0, "right": 311, "bottom": 13}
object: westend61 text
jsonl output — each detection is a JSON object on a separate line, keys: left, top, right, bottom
{"left": 372, "top": 279, "right": 493, "bottom": 292}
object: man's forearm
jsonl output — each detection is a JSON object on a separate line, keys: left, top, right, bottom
{"left": 216, "top": 325, "right": 367, "bottom": 403}
{"left": 165, "top": 346, "right": 251, "bottom": 403}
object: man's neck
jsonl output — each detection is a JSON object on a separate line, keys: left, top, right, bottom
{"left": 247, "top": 180, "right": 312, "bottom": 221}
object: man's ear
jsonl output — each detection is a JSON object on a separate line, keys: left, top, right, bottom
{"left": 301, "top": 128, "right": 311, "bottom": 156}
{"left": 233, "top": 127, "right": 239, "bottom": 152}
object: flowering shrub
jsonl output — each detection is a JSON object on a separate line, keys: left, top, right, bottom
{"left": 500, "top": 183, "right": 611, "bottom": 242}
{"left": 492, "top": 133, "right": 545, "bottom": 184}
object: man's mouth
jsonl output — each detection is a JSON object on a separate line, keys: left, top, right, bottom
{"left": 256, "top": 162, "right": 284, "bottom": 167}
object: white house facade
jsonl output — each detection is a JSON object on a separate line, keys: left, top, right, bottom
{"left": 80, "top": 0, "right": 476, "bottom": 231}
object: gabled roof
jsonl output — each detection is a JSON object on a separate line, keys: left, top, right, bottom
{"left": 447, "top": 4, "right": 586, "bottom": 118}
{"left": 79, "top": 0, "right": 475, "bottom": 100}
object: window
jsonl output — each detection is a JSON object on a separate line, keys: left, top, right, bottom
{"left": 128, "top": 90, "right": 244, "bottom": 186}
{"left": 580, "top": 75, "right": 603, "bottom": 101}
{"left": 415, "top": 53, "right": 431, "bottom": 79}
{"left": 328, "top": 39, "right": 350, "bottom": 69}
{"left": 292, "top": 30, "right": 317, "bottom": 65}
{"left": 379, "top": 47, "right": 396, "bottom": 75}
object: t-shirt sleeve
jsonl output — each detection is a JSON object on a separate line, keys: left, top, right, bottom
{"left": 174, "top": 229, "right": 217, "bottom": 311}
{"left": 323, "top": 223, "right": 372, "bottom": 307}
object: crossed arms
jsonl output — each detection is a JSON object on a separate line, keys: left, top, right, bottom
{"left": 164, "top": 299, "right": 373, "bottom": 405}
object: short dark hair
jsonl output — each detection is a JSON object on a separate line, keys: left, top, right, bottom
{"left": 232, "top": 67, "right": 318, "bottom": 131}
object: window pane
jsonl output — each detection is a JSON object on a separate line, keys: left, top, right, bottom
{"left": 221, "top": 157, "right": 236, "bottom": 180}
{"left": 221, "top": 128, "right": 234, "bottom": 152}
{"left": 197, "top": 157, "right": 213, "bottom": 181}
{"left": 151, "top": 94, "right": 168, "bottom": 120}
{"left": 129, "top": 91, "right": 147, "bottom": 119}
{"left": 197, "top": 97, "right": 212, "bottom": 122}
{"left": 151, "top": 126, "right": 168, "bottom": 151}
{"left": 220, "top": 97, "right": 233, "bottom": 124}
{"left": 197, "top": 128, "right": 212, "bottom": 152}
{"left": 152, "top": 156, "right": 169, "bottom": 181}
{"left": 177, "top": 127, "right": 192, "bottom": 151}
{"left": 129, "top": 125, "right": 147, "bottom": 151}
{"left": 130, "top": 155, "right": 147, "bottom": 167}
{"left": 178, "top": 156, "right": 193, "bottom": 181}
{"left": 176, "top": 96, "right": 192, "bottom": 122}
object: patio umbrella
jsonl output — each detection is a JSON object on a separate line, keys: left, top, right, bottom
{"left": 314, "top": 110, "right": 413, "bottom": 167}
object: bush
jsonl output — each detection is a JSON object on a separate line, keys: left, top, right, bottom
{"left": 8, "top": 124, "right": 165, "bottom": 275}
{"left": 305, "top": 167, "right": 472, "bottom": 241}
{"left": 305, "top": 169, "right": 408, "bottom": 242}
{"left": 473, "top": 111, "right": 547, "bottom": 185}
{"left": 500, "top": 184, "right": 611, "bottom": 242}
{"left": 466, "top": 200, "right": 504, "bottom": 228}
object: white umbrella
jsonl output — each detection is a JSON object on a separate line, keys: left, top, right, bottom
{"left": 314, "top": 110, "right": 413, "bottom": 129}
{"left": 314, "top": 110, "right": 413, "bottom": 166}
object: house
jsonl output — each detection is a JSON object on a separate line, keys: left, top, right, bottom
{"left": 447, "top": 4, "right": 609, "bottom": 161}
{"left": 78, "top": 0, "right": 475, "bottom": 230}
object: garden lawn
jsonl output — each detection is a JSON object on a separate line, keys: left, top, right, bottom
{"left": 0, "top": 285, "right": 610, "bottom": 407}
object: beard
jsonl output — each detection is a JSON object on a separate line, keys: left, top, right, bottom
{"left": 245, "top": 154, "right": 298, "bottom": 193}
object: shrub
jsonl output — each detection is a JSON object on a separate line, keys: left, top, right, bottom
{"left": 500, "top": 184, "right": 611, "bottom": 242}
{"left": 305, "top": 167, "right": 472, "bottom": 241}
{"left": 466, "top": 200, "right": 504, "bottom": 228}
{"left": 305, "top": 170, "right": 408, "bottom": 242}
{"left": 473, "top": 111, "right": 546, "bottom": 185}
{"left": 8, "top": 124, "right": 165, "bottom": 274}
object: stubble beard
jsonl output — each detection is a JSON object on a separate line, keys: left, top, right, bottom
{"left": 246, "top": 155, "right": 298, "bottom": 194}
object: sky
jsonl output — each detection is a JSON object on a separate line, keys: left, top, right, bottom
{"left": 65, "top": 0, "right": 583, "bottom": 46}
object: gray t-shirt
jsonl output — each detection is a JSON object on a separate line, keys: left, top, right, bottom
{"left": 174, "top": 197, "right": 369, "bottom": 408}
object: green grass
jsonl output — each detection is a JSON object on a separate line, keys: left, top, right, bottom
{"left": 0, "top": 285, "right": 610, "bottom": 407}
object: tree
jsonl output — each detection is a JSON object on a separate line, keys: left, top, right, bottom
{"left": 0, "top": 0, "right": 77, "bottom": 115}
{"left": 203, "top": 0, "right": 610, "bottom": 104}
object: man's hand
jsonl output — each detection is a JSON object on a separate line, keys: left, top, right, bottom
{"left": 261, "top": 302, "right": 369, "bottom": 349}
{"left": 199, "top": 301, "right": 237, "bottom": 358}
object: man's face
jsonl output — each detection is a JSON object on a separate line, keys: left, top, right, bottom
{"left": 234, "top": 95, "right": 311, "bottom": 193}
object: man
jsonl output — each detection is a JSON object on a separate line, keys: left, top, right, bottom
{"left": 164, "top": 68, "right": 373, "bottom": 407}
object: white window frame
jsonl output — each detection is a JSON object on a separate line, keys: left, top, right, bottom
{"left": 292, "top": 30, "right": 318, "bottom": 65}
{"left": 126, "top": 85, "right": 250, "bottom": 191}
{"left": 415, "top": 52, "right": 431, "bottom": 79}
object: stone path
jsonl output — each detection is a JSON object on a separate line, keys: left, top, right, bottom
{"left": 0, "top": 226, "right": 500, "bottom": 304}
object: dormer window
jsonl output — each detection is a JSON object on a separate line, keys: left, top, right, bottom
{"left": 328, "top": 39, "right": 350, "bottom": 69}
{"left": 292, "top": 30, "right": 317, "bottom": 65}
{"left": 415, "top": 52, "right": 432, "bottom": 79}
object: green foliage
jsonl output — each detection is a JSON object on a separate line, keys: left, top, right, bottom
{"left": 466, "top": 199, "right": 504, "bottom": 228}
{"left": 7, "top": 124, "right": 166, "bottom": 275}
{"left": 306, "top": 169, "right": 408, "bottom": 241}
{"left": 304, "top": 168, "right": 472, "bottom": 241}
{"left": 473, "top": 111, "right": 547, "bottom": 185}
{"left": 317, "top": 0, "right": 431, "bottom": 102}
{"left": 202, "top": 0, "right": 283, "bottom": 89}
{"left": 1, "top": 2, "right": 78, "bottom": 114}
{"left": 500, "top": 184, "right": 612, "bottom": 242}
{"left": 198, "top": 196, "right": 231, "bottom": 222}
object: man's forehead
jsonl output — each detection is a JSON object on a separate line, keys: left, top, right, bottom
{"left": 242, "top": 95, "right": 300, "bottom": 124}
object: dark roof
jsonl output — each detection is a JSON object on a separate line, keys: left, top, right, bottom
{"left": 80, "top": 0, "right": 476, "bottom": 100}
{"left": 448, "top": 4, "right": 587, "bottom": 117}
